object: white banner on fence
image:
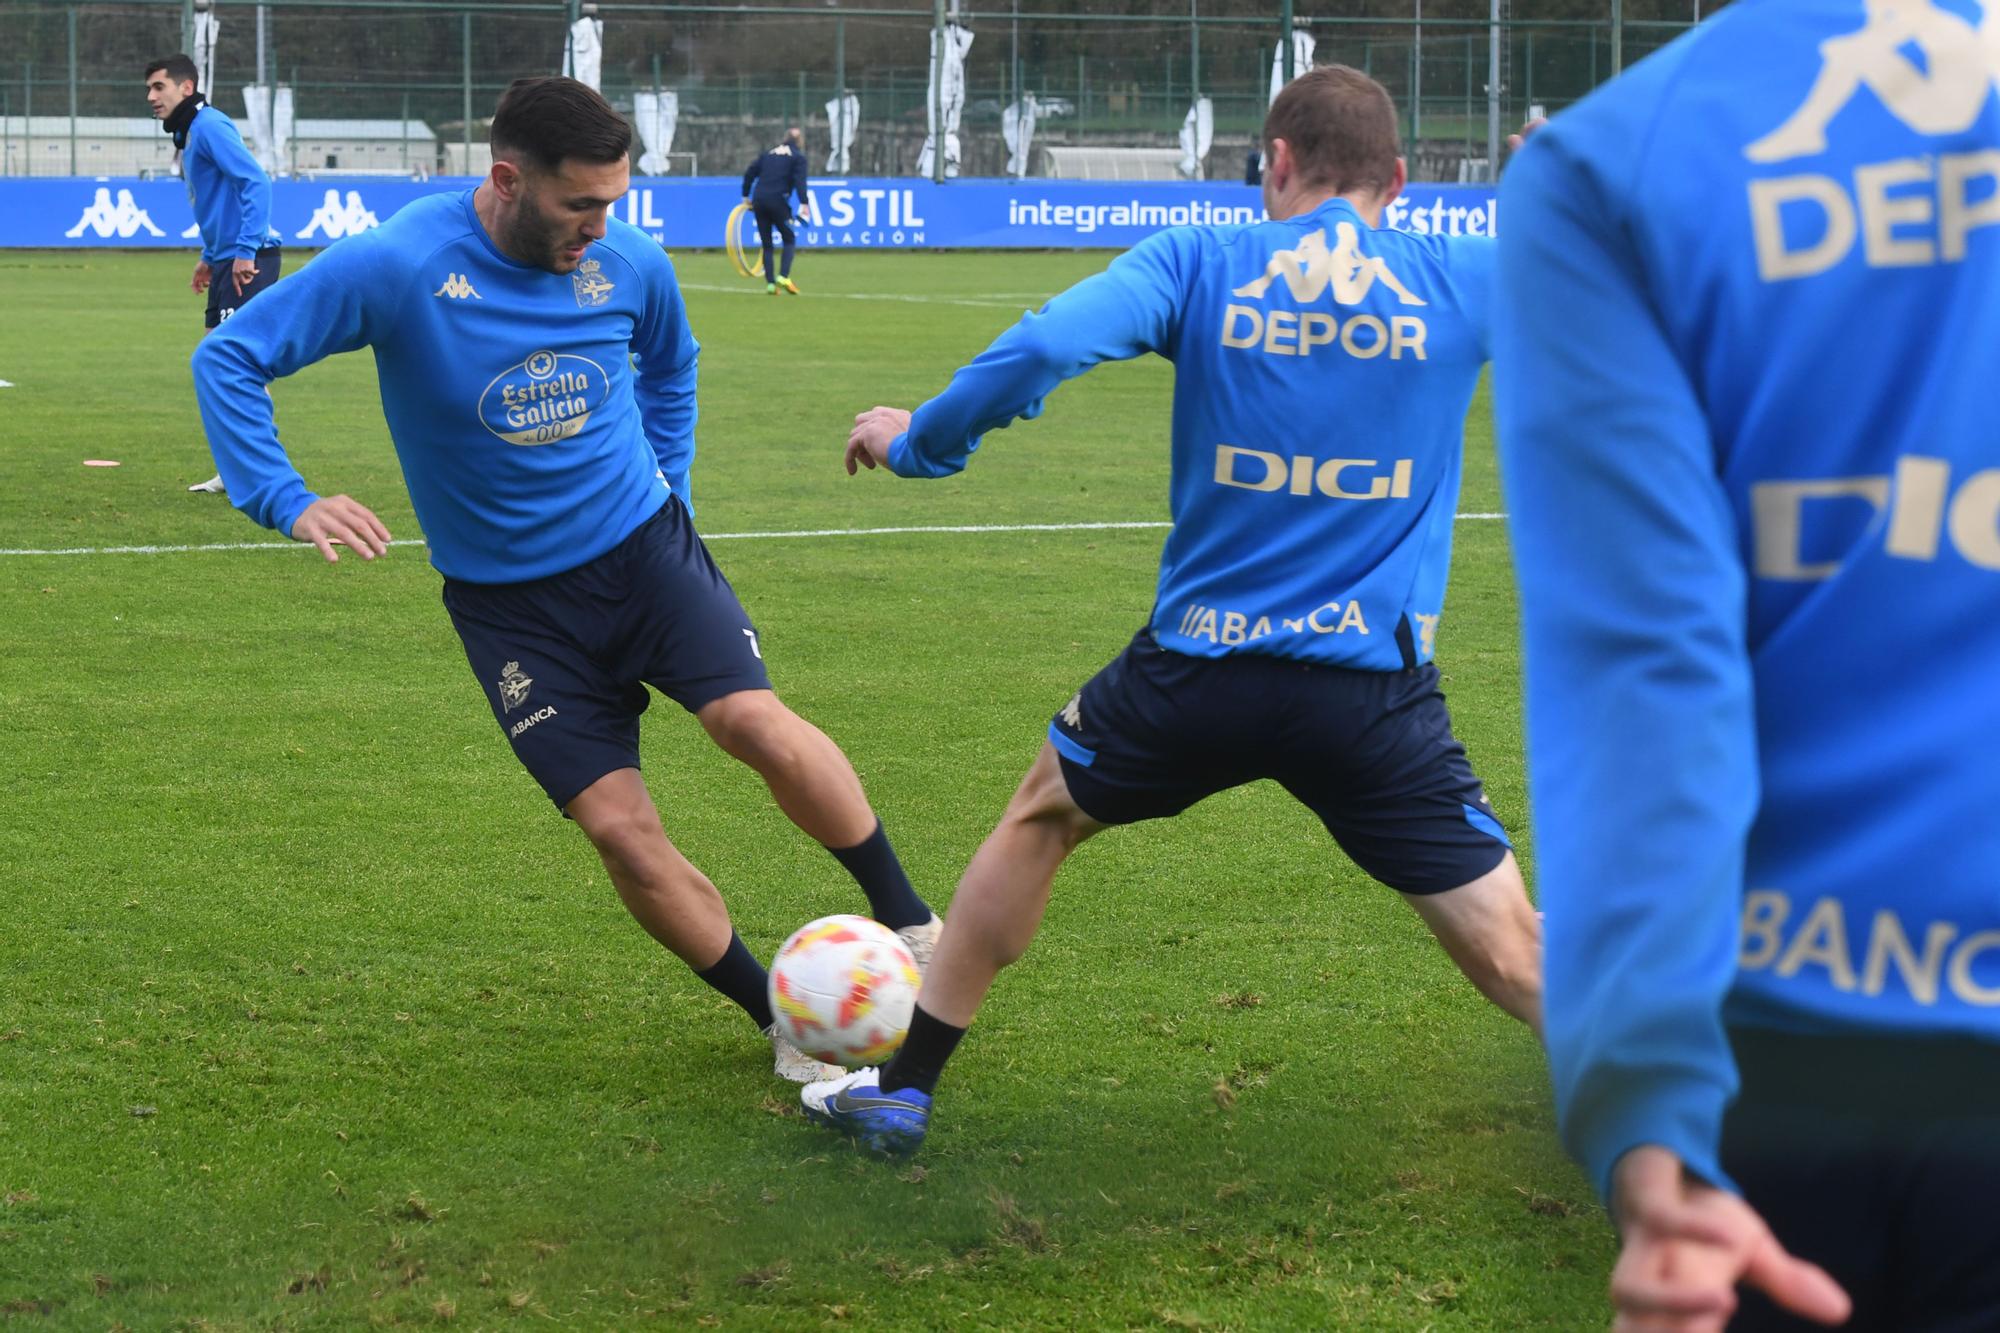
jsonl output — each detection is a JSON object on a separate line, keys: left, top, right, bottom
{"left": 1003, "top": 94, "right": 1038, "bottom": 179}
{"left": 1179, "top": 97, "right": 1213, "bottom": 179}
{"left": 193, "top": 11, "right": 220, "bottom": 98}
{"left": 917, "top": 23, "right": 974, "bottom": 179}
{"left": 826, "top": 93, "right": 859, "bottom": 173}
{"left": 1268, "top": 27, "right": 1316, "bottom": 102}
{"left": 563, "top": 17, "right": 604, "bottom": 91}
{"left": 240, "top": 84, "right": 293, "bottom": 176}
{"left": 633, "top": 91, "right": 679, "bottom": 174}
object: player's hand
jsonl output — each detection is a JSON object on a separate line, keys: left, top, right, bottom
{"left": 191, "top": 259, "right": 212, "bottom": 294}
{"left": 846, "top": 406, "right": 911, "bottom": 475}
{"left": 230, "top": 257, "right": 259, "bottom": 294}
{"left": 1507, "top": 117, "right": 1549, "bottom": 153}
{"left": 290, "top": 494, "right": 392, "bottom": 564}
{"left": 1607, "top": 1146, "right": 1849, "bottom": 1333}
{"left": 796, "top": 204, "right": 812, "bottom": 223}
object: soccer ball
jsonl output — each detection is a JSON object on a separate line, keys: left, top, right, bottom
{"left": 767, "top": 915, "right": 921, "bottom": 1067}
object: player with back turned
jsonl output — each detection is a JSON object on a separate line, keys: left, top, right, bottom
{"left": 801, "top": 67, "right": 1544, "bottom": 1155}
{"left": 191, "top": 77, "right": 939, "bottom": 1088}
{"left": 1496, "top": 3, "right": 2000, "bottom": 1327}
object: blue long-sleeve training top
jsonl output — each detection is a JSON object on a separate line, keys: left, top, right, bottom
{"left": 181, "top": 103, "right": 278, "bottom": 263}
{"left": 191, "top": 190, "right": 699, "bottom": 583}
{"left": 889, "top": 196, "right": 1494, "bottom": 671}
{"left": 1493, "top": 0, "right": 2000, "bottom": 1202}
{"left": 742, "top": 144, "right": 809, "bottom": 210}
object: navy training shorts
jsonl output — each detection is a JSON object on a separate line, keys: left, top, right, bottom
{"left": 1721, "top": 1027, "right": 2000, "bottom": 1331}
{"left": 1046, "top": 629, "right": 1511, "bottom": 895}
{"left": 203, "top": 244, "right": 282, "bottom": 328}
{"left": 441, "top": 498, "right": 773, "bottom": 810}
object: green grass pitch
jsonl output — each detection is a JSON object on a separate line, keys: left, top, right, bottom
{"left": 0, "top": 246, "right": 1612, "bottom": 1329}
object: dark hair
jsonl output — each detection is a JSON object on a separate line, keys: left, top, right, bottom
{"left": 489, "top": 76, "right": 631, "bottom": 173}
{"left": 1262, "top": 65, "right": 1401, "bottom": 197}
{"left": 144, "top": 54, "right": 200, "bottom": 90}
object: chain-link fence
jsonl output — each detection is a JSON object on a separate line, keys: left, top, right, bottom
{"left": 2, "top": 0, "right": 1708, "bottom": 181}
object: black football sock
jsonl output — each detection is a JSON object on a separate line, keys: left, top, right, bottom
{"left": 826, "top": 820, "right": 932, "bottom": 930}
{"left": 694, "top": 932, "right": 774, "bottom": 1031}
{"left": 878, "top": 1005, "right": 965, "bottom": 1096}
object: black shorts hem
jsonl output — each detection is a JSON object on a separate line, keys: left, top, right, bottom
{"left": 1380, "top": 837, "right": 1510, "bottom": 897}
{"left": 672, "top": 670, "right": 776, "bottom": 716}
{"left": 549, "top": 757, "right": 641, "bottom": 816}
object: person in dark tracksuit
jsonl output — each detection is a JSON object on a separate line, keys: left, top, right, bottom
{"left": 741, "top": 127, "right": 811, "bottom": 295}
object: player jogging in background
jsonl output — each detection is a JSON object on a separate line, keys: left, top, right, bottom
{"left": 145, "top": 53, "right": 282, "bottom": 496}
{"left": 1495, "top": 3, "right": 2000, "bottom": 1328}
{"left": 803, "top": 66, "right": 1543, "bottom": 1156}
{"left": 191, "top": 77, "right": 939, "bottom": 1089}
{"left": 741, "top": 127, "right": 810, "bottom": 296}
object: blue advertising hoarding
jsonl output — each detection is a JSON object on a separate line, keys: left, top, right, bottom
{"left": 1, "top": 176, "right": 1501, "bottom": 250}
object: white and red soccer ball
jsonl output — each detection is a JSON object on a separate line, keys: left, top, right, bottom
{"left": 767, "top": 915, "right": 921, "bottom": 1067}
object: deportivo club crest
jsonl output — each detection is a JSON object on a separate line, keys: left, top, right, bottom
{"left": 571, "top": 258, "right": 614, "bottom": 307}
{"left": 498, "top": 660, "right": 534, "bottom": 713}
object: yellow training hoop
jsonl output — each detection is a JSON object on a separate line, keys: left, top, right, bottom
{"left": 725, "top": 201, "right": 765, "bottom": 279}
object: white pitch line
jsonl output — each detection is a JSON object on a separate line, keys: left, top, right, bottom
{"left": 678, "top": 281, "right": 1038, "bottom": 310}
{"left": 0, "top": 515, "right": 1508, "bottom": 559}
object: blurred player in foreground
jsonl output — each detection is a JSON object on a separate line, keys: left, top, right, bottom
{"left": 1496, "top": 2, "right": 2000, "bottom": 1327}
{"left": 192, "top": 77, "right": 937, "bottom": 1086}
{"left": 803, "top": 66, "right": 1543, "bottom": 1155}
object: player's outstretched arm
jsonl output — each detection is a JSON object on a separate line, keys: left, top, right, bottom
{"left": 191, "top": 234, "right": 394, "bottom": 547}
{"left": 867, "top": 230, "right": 1192, "bottom": 480}
{"left": 1608, "top": 1147, "right": 1849, "bottom": 1332}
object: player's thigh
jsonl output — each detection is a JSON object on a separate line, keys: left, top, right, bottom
{"left": 1001, "top": 740, "right": 1105, "bottom": 843}
{"left": 615, "top": 500, "right": 773, "bottom": 714}
{"left": 441, "top": 578, "right": 650, "bottom": 812}
{"left": 1282, "top": 664, "right": 1512, "bottom": 895}
{"left": 1046, "top": 630, "right": 1251, "bottom": 827}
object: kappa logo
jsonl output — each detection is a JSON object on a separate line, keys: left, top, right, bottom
{"left": 1059, "top": 693, "right": 1083, "bottom": 730}
{"left": 571, "top": 257, "right": 615, "bottom": 307}
{"left": 1742, "top": 0, "right": 2000, "bottom": 280}
{"left": 1232, "top": 222, "right": 1427, "bottom": 307}
{"left": 433, "top": 273, "right": 482, "bottom": 300}
{"left": 1746, "top": 0, "right": 2000, "bottom": 164}
{"left": 296, "top": 189, "right": 380, "bottom": 240}
{"left": 497, "top": 660, "right": 534, "bottom": 713}
{"left": 65, "top": 187, "right": 166, "bottom": 239}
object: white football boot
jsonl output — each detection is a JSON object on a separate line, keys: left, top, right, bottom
{"left": 766, "top": 1024, "right": 844, "bottom": 1084}
{"left": 896, "top": 914, "right": 943, "bottom": 973}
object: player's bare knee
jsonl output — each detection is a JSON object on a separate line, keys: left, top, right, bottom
{"left": 572, "top": 797, "right": 665, "bottom": 870}
{"left": 698, "top": 690, "right": 799, "bottom": 769}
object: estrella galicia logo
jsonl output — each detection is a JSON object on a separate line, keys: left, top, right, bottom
{"left": 497, "top": 660, "right": 533, "bottom": 712}
{"left": 478, "top": 348, "right": 609, "bottom": 446}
